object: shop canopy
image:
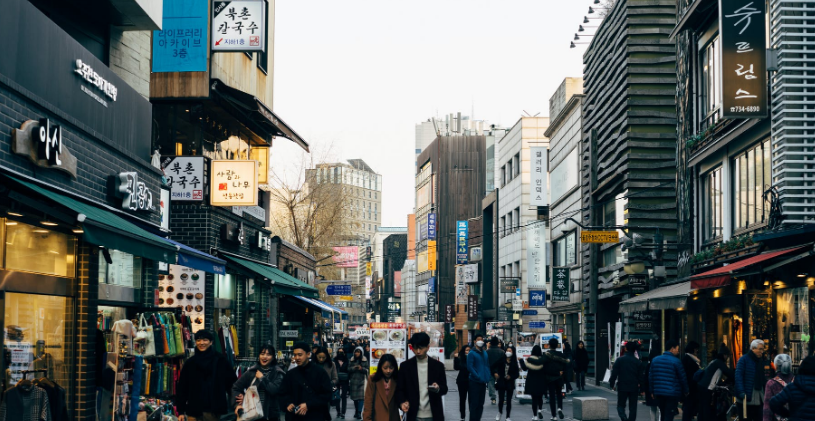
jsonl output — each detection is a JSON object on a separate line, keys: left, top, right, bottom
{"left": 163, "top": 238, "right": 226, "bottom": 274}
{"left": 619, "top": 281, "right": 690, "bottom": 313}
{"left": 690, "top": 246, "right": 810, "bottom": 290}
{"left": 293, "top": 296, "right": 348, "bottom": 319}
{"left": 221, "top": 254, "right": 318, "bottom": 299}
{"left": 5, "top": 175, "right": 177, "bottom": 264}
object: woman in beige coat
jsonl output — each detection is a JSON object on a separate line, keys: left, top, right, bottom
{"left": 362, "top": 354, "right": 400, "bottom": 421}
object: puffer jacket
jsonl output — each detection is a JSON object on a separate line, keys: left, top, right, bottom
{"left": 542, "top": 350, "right": 570, "bottom": 383}
{"left": 520, "top": 356, "right": 548, "bottom": 396}
{"left": 467, "top": 348, "right": 492, "bottom": 384}
{"left": 649, "top": 352, "right": 688, "bottom": 397}
{"left": 736, "top": 352, "right": 768, "bottom": 401}
{"left": 770, "top": 374, "right": 815, "bottom": 421}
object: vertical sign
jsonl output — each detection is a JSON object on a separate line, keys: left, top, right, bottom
{"left": 530, "top": 147, "right": 548, "bottom": 206}
{"left": 527, "top": 222, "right": 547, "bottom": 288}
{"left": 513, "top": 288, "right": 523, "bottom": 311}
{"left": 456, "top": 266, "right": 467, "bottom": 304}
{"left": 719, "top": 0, "right": 767, "bottom": 118}
{"left": 456, "top": 221, "right": 469, "bottom": 264}
{"left": 428, "top": 277, "right": 436, "bottom": 294}
{"left": 552, "top": 267, "right": 570, "bottom": 302}
{"left": 427, "top": 294, "right": 437, "bottom": 322}
{"left": 427, "top": 213, "right": 437, "bottom": 240}
{"left": 428, "top": 241, "right": 437, "bottom": 271}
{"left": 445, "top": 305, "right": 454, "bottom": 323}
{"left": 152, "top": 0, "right": 208, "bottom": 72}
{"left": 468, "top": 295, "right": 478, "bottom": 321}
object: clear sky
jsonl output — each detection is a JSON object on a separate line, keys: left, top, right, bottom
{"left": 271, "top": 0, "right": 594, "bottom": 227}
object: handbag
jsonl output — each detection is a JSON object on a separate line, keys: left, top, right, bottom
{"left": 151, "top": 314, "right": 166, "bottom": 356}
{"left": 240, "top": 378, "right": 265, "bottom": 421}
{"left": 162, "top": 314, "right": 176, "bottom": 356}
{"left": 171, "top": 314, "right": 185, "bottom": 357}
{"left": 136, "top": 314, "right": 156, "bottom": 357}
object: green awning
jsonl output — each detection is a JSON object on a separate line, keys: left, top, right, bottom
{"left": 222, "top": 255, "right": 318, "bottom": 299}
{"left": 6, "top": 176, "right": 177, "bottom": 263}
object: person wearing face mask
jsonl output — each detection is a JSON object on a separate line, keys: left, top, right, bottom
{"left": 176, "top": 330, "right": 237, "bottom": 421}
{"left": 454, "top": 345, "right": 472, "bottom": 421}
{"left": 233, "top": 344, "right": 285, "bottom": 421}
{"left": 491, "top": 346, "right": 520, "bottom": 421}
{"left": 467, "top": 333, "right": 492, "bottom": 421}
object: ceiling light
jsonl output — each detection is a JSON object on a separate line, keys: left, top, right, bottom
{"left": 48, "top": 250, "right": 59, "bottom": 255}
{"left": 798, "top": 273, "right": 807, "bottom": 278}
{"left": 5, "top": 221, "right": 17, "bottom": 226}
{"left": 41, "top": 220, "right": 58, "bottom": 226}
{"left": 7, "top": 212, "right": 23, "bottom": 217}
{"left": 32, "top": 229, "right": 48, "bottom": 233}
{"left": 72, "top": 228, "right": 84, "bottom": 234}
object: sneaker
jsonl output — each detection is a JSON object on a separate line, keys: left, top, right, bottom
{"left": 506, "top": 418, "right": 511, "bottom": 421}
{"left": 538, "top": 410, "right": 545, "bottom": 420}
{"left": 496, "top": 415, "right": 501, "bottom": 421}
{"left": 558, "top": 408, "right": 564, "bottom": 419}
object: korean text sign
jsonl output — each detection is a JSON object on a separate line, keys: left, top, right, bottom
{"left": 456, "top": 220, "right": 469, "bottom": 264}
{"left": 209, "top": 160, "right": 258, "bottom": 206}
{"left": 166, "top": 157, "right": 204, "bottom": 201}
{"left": 719, "top": 0, "right": 767, "bottom": 118}
{"left": 153, "top": 0, "right": 208, "bottom": 72}
{"left": 526, "top": 222, "right": 547, "bottom": 288}
{"left": 332, "top": 246, "right": 359, "bottom": 268}
{"left": 427, "top": 213, "right": 437, "bottom": 240}
{"left": 552, "top": 267, "right": 570, "bottom": 302}
{"left": 530, "top": 147, "right": 548, "bottom": 206}
{"left": 212, "top": 0, "right": 266, "bottom": 52}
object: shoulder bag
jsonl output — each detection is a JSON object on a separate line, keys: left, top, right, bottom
{"left": 151, "top": 314, "right": 167, "bottom": 356}
{"left": 170, "top": 314, "right": 185, "bottom": 357}
{"left": 136, "top": 314, "right": 156, "bottom": 357}
{"left": 240, "top": 377, "right": 265, "bottom": 421}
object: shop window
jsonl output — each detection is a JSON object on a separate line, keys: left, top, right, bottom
{"left": 733, "top": 140, "right": 771, "bottom": 230}
{"left": 703, "top": 167, "right": 724, "bottom": 242}
{"left": 3, "top": 220, "right": 76, "bottom": 278}
{"left": 749, "top": 293, "right": 772, "bottom": 344}
{"left": 553, "top": 231, "right": 577, "bottom": 267}
{"left": 98, "top": 249, "right": 142, "bottom": 288}
{"left": 699, "top": 36, "right": 721, "bottom": 129}
{"left": 776, "top": 288, "right": 809, "bottom": 367}
{"left": 216, "top": 274, "right": 237, "bottom": 300}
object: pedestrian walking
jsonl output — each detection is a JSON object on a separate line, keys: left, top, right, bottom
{"left": 642, "top": 354, "right": 660, "bottom": 421}
{"left": 736, "top": 340, "right": 769, "bottom": 421}
{"left": 314, "top": 347, "right": 340, "bottom": 421}
{"left": 279, "top": 341, "right": 333, "bottom": 421}
{"left": 610, "top": 342, "right": 644, "bottom": 421}
{"left": 491, "top": 346, "right": 520, "bottom": 421}
{"left": 176, "top": 330, "right": 237, "bottom": 421}
{"left": 770, "top": 355, "right": 815, "bottom": 421}
{"left": 349, "top": 347, "right": 369, "bottom": 419}
{"left": 487, "top": 337, "right": 504, "bottom": 405}
{"left": 649, "top": 340, "right": 688, "bottom": 421}
{"left": 396, "top": 332, "right": 448, "bottom": 421}
{"left": 763, "top": 354, "right": 793, "bottom": 421}
{"left": 520, "top": 345, "right": 547, "bottom": 421}
{"left": 697, "top": 345, "right": 735, "bottom": 421}
{"left": 233, "top": 344, "right": 285, "bottom": 421}
{"left": 362, "top": 354, "right": 400, "bottom": 421}
{"left": 562, "top": 339, "right": 574, "bottom": 394}
{"left": 543, "top": 338, "right": 570, "bottom": 421}
{"left": 454, "top": 345, "right": 472, "bottom": 421}
{"left": 574, "top": 341, "right": 589, "bottom": 391}
{"left": 466, "top": 333, "right": 492, "bottom": 421}
{"left": 681, "top": 342, "right": 702, "bottom": 421}
{"left": 335, "top": 348, "right": 350, "bottom": 419}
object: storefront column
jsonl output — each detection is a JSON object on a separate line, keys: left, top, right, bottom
{"left": 75, "top": 243, "right": 98, "bottom": 421}
{"left": 661, "top": 309, "right": 666, "bottom": 353}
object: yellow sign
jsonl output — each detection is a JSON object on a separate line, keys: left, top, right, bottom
{"left": 249, "top": 147, "right": 269, "bottom": 184}
{"left": 286, "top": 341, "right": 294, "bottom": 347}
{"left": 339, "top": 296, "right": 353, "bottom": 301}
{"left": 209, "top": 160, "right": 258, "bottom": 206}
{"left": 581, "top": 230, "right": 619, "bottom": 243}
{"left": 366, "top": 262, "right": 372, "bottom": 276}
{"left": 428, "top": 241, "right": 437, "bottom": 271}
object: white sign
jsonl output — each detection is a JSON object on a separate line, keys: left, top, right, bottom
{"left": 470, "top": 246, "right": 483, "bottom": 262}
{"left": 74, "top": 59, "right": 117, "bottom": 102}
{"left": 370, "top": 323, "right": 406, "bottom": 374}
{"left": 526, "top": 222, "right": 547, "bottom": 288}
{"left": 166, "top": 157, "right": 205, "bottom": 201}
{"left": 513, "top": 288, "right": 523, "bottom": 311}
{"left": 212, "top": 0, "right": 266, "bottom": 52}
{"left": 161, "top": 265, "right": 205, "bottom": 332}
{"left": 463, "top": 264, "right": 479, "bottom": 284}
{"left": 279, "top": 330, "right": 299, "bottom": 338}
{"left": 116, "top": 172, "right": 154, "bottom": 211}
{"left": 550, "top": 148, "right": 578, "bottom": 204}
{"left": 210, "top": 160, "right": 258, "bottom": 206}
{"left": 354, "top": 328, "right": 370, "bottom": 338}
{"left": 530, "top": 146, "right": 548, "bottom": 206}
{"left": 455, "top": 266, "right": 467, "bottom": 304}
{"left": 159, "top": 188, "right": 170, "bottom": 231}
{"left": 233, "top": 205, "right": 266, "bottom": 221}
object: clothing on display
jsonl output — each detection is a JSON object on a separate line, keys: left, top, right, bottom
{"left": 0, "top": 370, "right": 67, "bottom": 421}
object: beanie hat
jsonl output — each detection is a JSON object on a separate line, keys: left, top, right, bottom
{"left": 194, "top": 329, "right": 215, "bottom": 341}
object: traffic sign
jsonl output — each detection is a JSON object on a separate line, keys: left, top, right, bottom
{"left": 326, "top": 285, "right": 352, "bottom": 295}
{"left": 581, "top": 231, "right": 619, "bottom": 243}
{"left": 522, "top": 309, "right": 538, "bottom": 316}
{"left": 528, "top": 321, "right": 547, "bottom": 329}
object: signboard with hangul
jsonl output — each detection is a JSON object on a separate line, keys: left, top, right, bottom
{"left": 463, "top": 264, "right": 479, "bottom": 284}
{"left": 212, "top": 0, "right": 266, "bottom": 52}
{"left": 445, "top": 305, "right": 454, "bottom": 323}
{"left": 719, "top": 0, "right": 767, "bottom": 118}
{"left": 500, "top": 278, "right": 519, "bottom": 293}
{"left": 529, "top": 290, "right": 547, "bottom": 308}
{"left": 629, "top": 275, "right": 649, "bottom": 294}
{"left": 427, "top": 293, "right": 437, "bottom": 322}
{"left": 152, "top": 0, "right": 208, "bottom": 72}
{"left": 530, "top": 147, "right": 549, "bottom": 206}
{"left": 526, "top": 222, "right": 546, "bottom": 288}
{"left": 632, "top": 311, "right": 655, "bottom": 330}
{"left": 468, "top": 295, "right": 478, "bottom": 321}
{"left": 456, "top": 221, "right": 469, "bottom": 264}
{"left": 209, "top": 160, "right": 258, "bottom": 206}
{"left": 552, "top": 267, "right": 570, "bottom": 302}
{"left": 427, "top": 213, "right": 437, "bottom": 240}
{"left": 166, "top": 157, "right": 205, "bottom": 201}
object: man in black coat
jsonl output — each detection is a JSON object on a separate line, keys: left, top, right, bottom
{"left": 396, "top": 332, "right": 448, "bottom": 421}
{"left": 177, "top": 330, "right": 238, "bottom": 421}
{"left": 680, "top": 342, "right": 702, "bottom": 421}
{"left": 610, "top": 341, "right": 644, "bottom": 421}
{"left": 279, "top": 341, "right": 333, "bottom": 421}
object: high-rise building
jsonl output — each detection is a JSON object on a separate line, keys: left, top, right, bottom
{"left": 415, "top": 113, "right": 489, "bottom": 169}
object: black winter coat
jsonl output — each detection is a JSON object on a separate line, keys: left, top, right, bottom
{"left": 770, "top": 374, "right": 815, "bottom": 421}
{"left": 575, "top": 347, "right": 590, "bottom": 373}
{"left": 279, "top": 362, "right": 333, "bottom": 421}
{"left": 491, "top": 358, "right": 520, "bottom": 391}
{"left": 395, "top": 357, "right": 448, "bottom": 421}
{"left": 454, "top": 354, "right": 470, "bottom": 385}
{"left": 520, "top": 356, "right": 547, "bottom": 396}
{"left": 696, "top": 358, "right": 734, "bottom": 391}
{"left": 231, "top": 364, "right": 285, "bottom": 418}
{"left": 176, "top": 350, "right": 237, "bottom": 417}
{"left": 681, "top": 354, "right": 702, "bottom": 395}
{"left": 543, "top": 351, "right": 570, "bottom": 383}
{"left": 609, "top": 352, "right": 643, "bottom": 393}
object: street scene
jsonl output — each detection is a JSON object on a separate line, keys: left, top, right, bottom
{"left": 0, "top": 0, "right": 813, "bottom": 420}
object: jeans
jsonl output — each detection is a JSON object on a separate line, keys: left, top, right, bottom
{"left": 469, "top": 381, "right": 487, "bottom": 421}
{"left": 458, "top": 382, "right": 469, "bottom": 419}
{"left": 498, "top": 388, "right": 513, "bottom": 417}
{"left": 488, "top": 379, "right": 496, "bottom": 400}
{"left": 656, "top": 396, "right": 680, "bottom": 421}
{"left": 531, "top": 393, "right": 545, "bottom": 418}
{"left": 617, "top": 390, "right": 638, "bottom": 421}
{"left": 548, "top": 380, "right": 564, "bottom": 417}
{"left": 353, "top": 399, "right": 364, "bottom": 416}
{"left": 335, "top": 383, "right": 348, "bottom": 415}
{"left": 575, "top": 371, "right": 586, "bottom": 390}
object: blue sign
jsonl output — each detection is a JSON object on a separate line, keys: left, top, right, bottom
{"left": 528, "top": 321, "right": 547, "bottom": 329}
{"left": 326, "top": 285, "right": 352, "bottom": 296}
{"left": 456, "top": 221, "right": 469, "bottom": 264}
{"left": 428, "top": 213, "right": 437, "bottom": 240}
{"left": 522, "top": 310, "right": 538, "bottom": 316}
{"left": 428, "top": 277, "right": 436, "bottom": 294}
{"left": 529, "top": 290, "right": 547, "bottom": 307}
{"left": 152, "top": 0, "right": 208, "bottom": 72}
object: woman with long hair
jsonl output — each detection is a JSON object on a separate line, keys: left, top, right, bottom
{"left": 314, "top": 347, "right": 339, "bottom": 421}
{"left": 574, "top": 341, "right": 589, "bottom": 391}
{"left": 232, "top": 344, "right": 285, "bottom": 421}
{"left": 349, "top": 347, "right": 369, "bottom": 419}
{"left": 335, "top": 347, "right": 351, "bottom": 419}
{"left": 454, "top": 345, "right": 472, "bottom": 421}
{"left": 520, "top": 345, "right": 548, "bottom": 420}
{"left": 492, "top": 346, "right": 520, "bottom": 421}
{"left": 362, "top": 354, "right": 400, "bottom": 421}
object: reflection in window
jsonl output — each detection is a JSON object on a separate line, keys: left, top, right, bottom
{"left": 98, "top": 249, "right": 142, "bottom": 288}
{"left": 700, "top": 36, "right": 721, "bottom": 127}
{"left": 216, "top": 274, "right": 236, "bottom": 300}
{"left": 4, "top": 221, "right": 76, "bottom": 277}
{"left": 734, "top": 140, "right": 771, "bottom": 230}
{"left": 776, "top": 288, "right": 809, "bottom": 366}
{"left": 703, "top": 167, "right": 723, "bottom": 241}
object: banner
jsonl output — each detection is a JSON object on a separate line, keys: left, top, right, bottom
{"left": 530, "top": 147, "right": 548, "bottom": 206}
{"left": 456, "top": 267, "right": 467, "bottom": 304}
{"left": 332, "top": 246, "right": 358, "bottom": 268}
{"left": 456, "top": 221, "right": 469, "bottom": 264}
{"left": 719, "top": 0, "right": 767, "bottom": 118}
{"left": 526, "top": 222, "right": 546, "bottom": 288}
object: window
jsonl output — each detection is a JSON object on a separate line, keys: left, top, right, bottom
{"left": 98, "top": 249, "right": 143, "bottom": 288}
{"left": 703, "top": 167, "right": 723, "bottom": 241}
{"left": 514, "top": 153, "right": 521, "bottom": 178}
{"left": 507, "top": 213, "right": 513, "bottom": 234}
{"left": 602, "top": 193, "right": 625, "bottom": 266}
{"left": 507, "top": 160, "right": 513, "bottom": 182}
{"left": 734, "top": 140, "right": 771, "bottom": 230}
{"left": 700, "top": 36, "right": 722, "bottom": 127}
{"left": 3, "top": 220, "right": 77, "bottom": 278}
{"left": 501, "top": 216, "right": 506, "bottom": 237}
{"left": 215, "top": 274, "right": 236, "bottom": 300}
{"left": 375, "top": 204, "right": 377, "bottom": 212}
{"left": 514, "top": 207, "right": 520, "bottom": 231}
{"left": 553, "top": 231, "right": 578, "bottom": 267}
{"left": 501, "top": 166, "right": 506, "bottom": 186}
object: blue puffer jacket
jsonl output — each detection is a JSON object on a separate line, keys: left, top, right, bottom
{"left": 467, "top": 348, "right": 492, "bottom": 384}
{"left": 649, "top": 352, "right": 688, "bottom": 397}
{"left": 735, "top": 353, "right": 767, "bottom": 400}
{"left": 770, "top": 374, "right": 815, "bottom": 421}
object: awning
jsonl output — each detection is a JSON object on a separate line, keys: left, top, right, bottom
{"left": 164, "top": 238, "right": 226, "bottom": 274}
{"left": 221, "top": 254, "right": 318, "bottom": 298}
{"left": 619, "top": 281, "right": 691, "bottom": 313}
{"left": 691, "top": 246, "right": 809, "bottom": 290}
{"left": 5, "top": 175, "right": 177, "bottom": 263}
{"left": 293, "top": 296, "right": 348, "bottom": 318}
{"left": 211, "top": 79, "right": 309, "bottom": 152}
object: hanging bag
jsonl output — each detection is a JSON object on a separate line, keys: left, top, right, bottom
{"left": 151, "top": 314, "right": 167, "bottom": 356}
{"left": 136, "top": 314, "right": 156, "bottom": 357}
{"left": 170, "top": 314, "right": 185, "bottom": 357}
{"left": 160, "top": 314, "right": 173, "bottom": 356}
{"left": 240, "top": 378, "right": 265, "bottom": 421}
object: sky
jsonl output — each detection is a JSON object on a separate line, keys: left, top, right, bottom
{"left": 271, "top": 0, "right": 594, "bottom": 227}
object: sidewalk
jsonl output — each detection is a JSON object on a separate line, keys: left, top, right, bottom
{"left": 443, "top": 371, "right": 653, "bottom": 421}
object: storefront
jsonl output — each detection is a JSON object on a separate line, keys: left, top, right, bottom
{"left": 619, "top": 281, "right": 690, "bottom": 355}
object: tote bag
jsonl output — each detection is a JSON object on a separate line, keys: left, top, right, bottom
{"left": 136, "top": 314, "right": 156, "bottom": 357}
{"left": 160, "top": 314, "right": 175, "bottom": 356}
{"left": 240, "top": 378, "right": 265, "bottom": 421}
{"left": 151, "top": 314, "right": 167, "bottom": 356}
{"left": 170, "top": 314, "right": 185, "bottom": 357}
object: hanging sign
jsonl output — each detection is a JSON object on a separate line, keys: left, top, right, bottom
{"left": 468, "top": 295, "right": 478, "bottom": 321}
{"left": 529, "top": 290, "right": 547, "bottom": 308}
{"left": 166, "top": 157, "right": 205, "bottom": 201}
{"left": 210, "top": 160, "right": 258, "bottom": 206}
{"left": 152, "top": 0, "right": 208, "bottom": 72}
{"left": 427, "top": 213, "right": 437, "bottom": 240}
{"left": 530, "top": 147, "right": 548, "bottom": 206}
{"left": 160, "top": 265, "right": 205, "bottom": 332}
{"left": 159, "top": 188, "right": 170, "bottom": 231}
{"left": 527, "top": 222, "right": 546, "bottom": 288}
{"left": 513, "top": 288, "right": 523, "bottom": 311}
{"left": 116, "top": 172, "right": 155, "bottom": 212}
{"left": 12, "top": 119, "right": 78, "bottom": 178}
{"left": 427, "top": 293, "right": 437, "bottom": 322}
{"left": 719, "top": 0, "right": 768, "bottom": 118}
{"left": 326, "top": 285, "right": 352, "bottom": 296}
{"left": 455, "top": 267, "right": 467, "bottom": 304}
{"left": 552, "top": 267, "right": 570, "bottom": 302}
{"left": 500, "top": 278, "right": 519, "bottom": 293}
{"left": 428, "top": 241, "right": 437, "bottom": 271}
{"left": 445, "top": 304, "right": 454, "bottom": 323}
{"left": 581, "top": 231, "right": 619, "bottom": 243}
{"left": 463, "top": 264, "right": 479, "bottom": 284}
{"left": 456, "top": 221, "right": 469, "bottom": 264}
{"left": 212, "top": 0, "right": 267, "bottom": 52}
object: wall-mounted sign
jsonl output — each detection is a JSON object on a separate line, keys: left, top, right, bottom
{"left": 427, "top": 213, "right": 437, "bottom": 240}
{"left": 332, "top": 246, "right": 358, "bottom": 268}
{"left": 500, "top": 278, "right": 520, "bottom": 293}
{"left": 159, "top": 265, "right": 204, "bottom": 332}
{"left": 427, "top": 293, "right": 437, "bottom": 322}
{"left": 159, "top": 188, "right": 170, "bottom": 231}
{"left": 166, "top": 157, "right": 205, "bottom": 201}
{"left": 255, "top": 232, "right": 270, "bottom": 251}
{"left": 116, "top": 172, "right": 155, "bottom": 212}
{"left": 210, "top": 160, "right": 258, "bottom": 206}
{"left": 366, "top": 262, "right": 372, "bottom": 276}
{"left": 463, "top": 264, "right": 479, "bottom": 284}
{"left": 552, "top": 267, "right": 570, "bottom": 302}
{"left": 11, "top": 119, "right": 78, "bottom": 179}
{"left": 220, "top": 222, "right": 244, "bottom": 245}
{"left": 279, "top": 330, "right": 298, "bottom": 338}
{"left": 629, "top": 275, "right": 649, "bottom": 294}
{"left": 233, "top": 205, "right": 266, "bottom": 222}
{"left": 526, "top": 222, "right": 546, "bottom": 288}
{"left": 550, "top": 148, "right": 579, "bottom": 204}
{"left": 468, "top": 295, "right": 478, "bottom": 321}
{"left": 428, "top": 277, "right": 436, "bottom": 294}
{"left": 456, "top": 221, "right": 469, "bottom": 264}
{"left": 249, "top": 147, "right": 269, "bottom": 184}
{"left": 152, "top": 0, "right": 208, "bottom": 72}
{"left": 720, "top": 0, "right": 768, "bottom": 118}
{"left": 74, "top": 59, "right": 117, "bottom": 104}
{"left": 529, "top": 290, "right": 547, "bottom": 308}
{"left": 470, "top": 246, "right": 482, "bottom": 263}
{"left": 326, "top": 285, "right": 352, "bottom": 296}
{"left": 444, "top": 304, "right": 454, "bottom": 323}
{"left": 581, "top": 231, "right": 619, "bottom": 243}
{"left": 428, "top": 241, "right": 437, "bottom": 271}
{"left": 528, "top": 321, "right": 547, "bottom": 329}
{"left": 212, "top": 0, "right": 266, "bottom": 52}
{"left": 522, "top": 309, "right": 538, "bottom": 316}
{"left": 530, "top": 147, "right": 548, "bottom": 206}
{"left": 455, "top": 268, "right": 467, "bottom": 304}
{"left": 513, "top": 288, "right": 523, "bottom": 311}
